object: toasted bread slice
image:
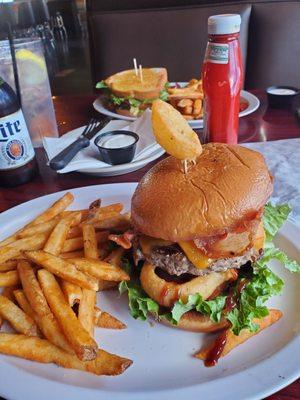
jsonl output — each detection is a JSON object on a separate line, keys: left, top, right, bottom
{"left": 105, "top": 68, "right": 168, "bottom": 100}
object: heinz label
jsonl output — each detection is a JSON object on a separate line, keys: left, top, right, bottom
{"left": 0, "top": 109, "right": 35, "bottom": 170}
{"left": 206, "top": 43, "right": 229, "bottom": 64}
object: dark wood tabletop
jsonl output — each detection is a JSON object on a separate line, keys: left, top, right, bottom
{"left": 0, "top": 89, "right": 299, "bottom": 399}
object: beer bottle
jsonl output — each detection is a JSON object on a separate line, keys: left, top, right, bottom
{"left": 0, "top": 77, "right": 38, "bottom": 187}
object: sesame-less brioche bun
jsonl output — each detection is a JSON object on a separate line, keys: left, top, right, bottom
{"left": 104, "top": 68, "right": 168, "bottom": 100}
{"left": 131, "top": 143, "right": 273, "bottom": 241}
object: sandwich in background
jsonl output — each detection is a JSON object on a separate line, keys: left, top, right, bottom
{"left": 96, "top": 68, "right": 168, "bottom": 117}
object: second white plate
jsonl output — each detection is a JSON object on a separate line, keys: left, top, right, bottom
{"left": 93, "top": 85, "right": 260, "bottom": 129}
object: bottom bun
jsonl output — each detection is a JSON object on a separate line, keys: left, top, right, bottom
{"left": 115, "top": 108, "right": 137, "bottom": 118}
{"left": 161, "top": 310, "right": 229, "bottom": 333}
{"left": 115, "top": 104, "right": 151, "bottom": 118}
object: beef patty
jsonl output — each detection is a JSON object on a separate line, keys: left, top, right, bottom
{"left": 142, "top": 244, "right": 260, "bottom": 277}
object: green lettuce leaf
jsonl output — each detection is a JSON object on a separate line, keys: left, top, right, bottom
{"left": 263, "top": 203, "right": 291, "bottom": 242}
{"left": 170, "top": 294, "right": 226, "bottom": 325}
{"left": 256, "top": 247, "right": 300, "bottom": 273}
{"left": 95, "top": 80, "right": 108, "bottom": 89}
{"left": 119, "top": 281, "right": 159, "bottom": 321}
{"left": 262, "top": 203, "right": 300, "bottom": 272}
{"left": 227, "top": 267, "right": 284, "bottom": 335}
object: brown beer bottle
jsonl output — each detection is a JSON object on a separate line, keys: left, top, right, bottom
{"left": 0, "top": 77, "right": 38, "bottom": 187}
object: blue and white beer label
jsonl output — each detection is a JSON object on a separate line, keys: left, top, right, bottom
{"left": 0, "top": 109, "right": 35, "bottom": 170}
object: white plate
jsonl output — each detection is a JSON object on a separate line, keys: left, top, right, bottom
{"left": 56, "top": 126, "right": 164, "bottom": 177}
{"left": 93, "top": 84, "right": 260, "bottom": 129}
{"left": 0, "top": 183, "right": 299, "bottom": 400}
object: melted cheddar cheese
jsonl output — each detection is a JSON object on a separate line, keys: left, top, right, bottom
{"left": 178, "top": 241, "right": 212, "bottom": 269}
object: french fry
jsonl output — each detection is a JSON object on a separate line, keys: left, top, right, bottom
{"left": 31, "top": 192, "right": 74, "bottom": 226}
{"left": 25, "top": 251, "right": 99, "bottom": 291}
{"left": 93, "top": 213, "right": 131, "bottom": 231}
{"left": 193, "top": 98, "right": 202, "bottom": 115}
{"left": 60, "top": 280, "right": 82, "bottom": 307}
{"left": 67, "top": 225, "right": 82, "bottom": 239}
{"left": 83, "top": 204, "right": 123, "bottom": 225}
{"left": 0, "top": 270, "right": 20, "bottom": 287}
{"left": 98, "top": 247, "right": 127, "bottom": 290}
{"left": 61, "top": 250, "right": 84, "bottom": 259}
{"left": 0, "top": 260, "right": 17, "bottom": 272}
{"left": 13, "top": 290, "right": 36, "bottom": 321}
{"left": 2, "top": 285, "right": 20, "bottom": 302}
{"left": 0, "top": 193, "right": 74, "bottom": 248}
{"left": 78, "top": 289, "right": 96, "bottom": 337}
{"left": 177, "top": 98, "right": 193, "bottom": 108}
{"left": 94, "top": 307, "right": 126, "bottom": 329}
{"left": 82, "top": 224, "right": 98, "bottom": 259}
{"left": 68, "top": 258, "right": 129, "bottom": 282}
{"left": 18, "top": 217, "right": 60, "bottom": 239}
{"left": 0, "top": 316, "right": 2, "bottom": 329}
{"left": 0, "top": 233, "right": 49, "bottom": 264}
{"left": 0, "top": 333, "right": 132, "bottom": 376}
{"left": 38, "top": 269, "right": 98, "bottom": 361}
{"left": 43, "top": 213, "right": 81, "bottom": 256}
{"left": 62, "top": 231, "right": 109, "bottom": 253}
{"left": 61, "top": 209, "right": 89, "bottom": 220}
{"left": 195, "top": 309, "right": 283, "bottom": 362}
{"left": 183, "top": 105, "right": 193, "bottom": 115}
{"left": 17, "top": 260, "right": 73, "bottom": 352}
{"left": 0, "top": 295, "right": 38, "bottom": 336}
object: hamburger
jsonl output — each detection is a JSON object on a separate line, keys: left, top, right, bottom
{"left": 96, "top": 68, "right": 168, "bottom": 118}
{"left": 130, "top": 143, "right": 273, "bottom": 332}
{"left": 121, "top": 142, "right": 286, "bottom": 332}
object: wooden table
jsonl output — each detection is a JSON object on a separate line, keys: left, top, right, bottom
{"left": 0, "top": 90, "right": 299, "bottom": 399}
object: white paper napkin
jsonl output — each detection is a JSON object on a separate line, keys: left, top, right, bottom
{"left": 243, "top": 139, "right": 300, "bottom": 225}
{"left": 43, "top": 109, "right": 160, "bottom": 173}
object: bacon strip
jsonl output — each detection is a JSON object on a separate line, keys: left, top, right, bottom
{"left": 108, "top": 231, "right": 134, "bottom": 249}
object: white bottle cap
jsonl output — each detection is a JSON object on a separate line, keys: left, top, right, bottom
{"left": 208, "top": 14, "right": 241, "bottom": 35}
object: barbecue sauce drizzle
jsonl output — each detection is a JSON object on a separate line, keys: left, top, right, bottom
{"left": 204, "top": 279, "right": 249, "bottom": 367}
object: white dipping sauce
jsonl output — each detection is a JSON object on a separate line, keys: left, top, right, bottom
{"left": 268, "top": 88, "right": 296, "bottom": 95}
{"left": 98, "top": 134, "right": 136, "bottom": 149}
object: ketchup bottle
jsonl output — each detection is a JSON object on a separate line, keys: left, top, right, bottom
{"left": 202, "top": 14, "right": 243, "bottom": 144}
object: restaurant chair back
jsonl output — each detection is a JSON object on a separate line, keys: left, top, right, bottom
{"left": 87, "top": 0, "right": 300, "bottom": 89}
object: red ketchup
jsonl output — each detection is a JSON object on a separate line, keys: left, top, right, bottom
{"left": 202, "top": 14, "right": 243, "bottom": 144}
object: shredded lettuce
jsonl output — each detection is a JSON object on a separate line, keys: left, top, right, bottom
{"left": 119, "top": 203, "right": 299, "bottom": 334}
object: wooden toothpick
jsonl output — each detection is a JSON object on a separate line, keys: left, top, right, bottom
{"left": 139, "top": 64, "right": 143, "bottom": 83}
{"left": 133, "top": 58, "right": 138, "bottom": 76}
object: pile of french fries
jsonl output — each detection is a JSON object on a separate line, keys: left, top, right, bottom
{"left": 168, "top": 79, "right": 203, "bottom": 120}
{"left": 0, "top": 192, "right": 133, "bottom": 376}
